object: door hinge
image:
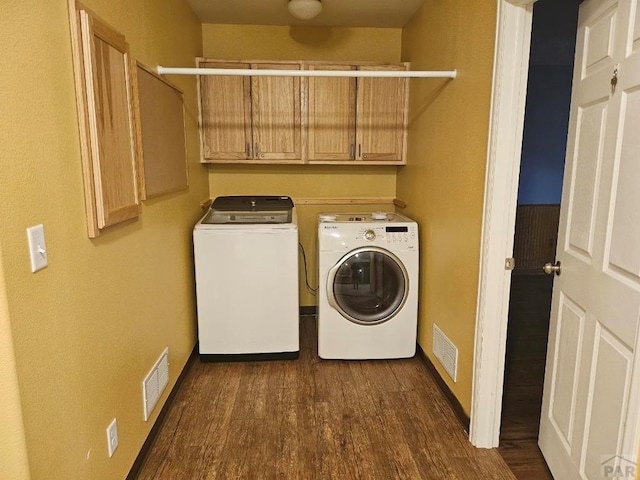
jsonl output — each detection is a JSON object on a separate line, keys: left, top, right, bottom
{"left": 505, "top": 257, "right": 516, "bottom": 271}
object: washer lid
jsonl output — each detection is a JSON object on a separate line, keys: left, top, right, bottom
{"left": 204, "top": 196, "right": 294, "bottom": 224}
{"left": 212, "top": 195, "right": 294, "bottom": 211}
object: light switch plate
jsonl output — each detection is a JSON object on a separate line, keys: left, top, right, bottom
{"left": 106, "top": 418, "right": 118, "bottom": 457}
{"left": 26, "top": 224, "right": 48, "bottom": 272}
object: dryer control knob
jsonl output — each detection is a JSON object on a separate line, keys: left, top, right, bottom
{"left": 364, "top": 229, "right": 376, "bottom": 241}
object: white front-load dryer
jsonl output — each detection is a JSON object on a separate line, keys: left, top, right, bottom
{"left": 317, "top": 212, "right": 419, "bottom": 359}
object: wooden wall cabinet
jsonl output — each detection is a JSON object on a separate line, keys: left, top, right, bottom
{"left": 308, "top": 63, "right": 408, "bottom": 165}
{"left": 69, "top": 2, "right": 140, "bottom": 237}
{"left": 198, "top": 60, "right": 302, "bottom": 164}
{"left": 199, "top": 61, "right": 252, "bottom": 161}
{"left": 197, "top": 60, "right": 408, "bottom": 166}
{"left": 355, "top": 65, "right": 408, "bottom": 164}
{"left": 251, "top": 63, "right": 302, "bottom": 161}
{"left": 307, "top": 64, "right": 357, "bottom": 162}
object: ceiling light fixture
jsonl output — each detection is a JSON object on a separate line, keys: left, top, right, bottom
{"left": 288, "top": 0, "right": 322, "bottom": 20}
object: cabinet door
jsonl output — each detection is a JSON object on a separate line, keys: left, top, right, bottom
{"left": 251, "top": 63, "right": 302, "bottom": 161}
{"left": 79, "top": 10, "right": 139, "bottom": 230}
{"left": 356, "top": 65, "right": 408, "bottom": 163}
{"left": 308, "top": 65, "right": 356, "bottom": 161}
{"left": 198, "top": 61, "right": 252, "bottom": 161}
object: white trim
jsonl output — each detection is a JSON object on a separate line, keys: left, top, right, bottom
{"left": 469, "top": 0, "right": 535, "bottom": 448}
{"left": 156, "top": 66, "right": 458, "bottom": 79}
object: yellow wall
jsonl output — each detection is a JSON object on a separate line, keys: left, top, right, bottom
{"left": 202, "top": 24, "right": 401, "bottom": 62}
{"left": 399, "top": 0, "right": 497, "bottom": 414}
{"left": 0, "top": 0, "right": 205, "bottom": 478}
{"left": 0, "top": 249, "right": 30, "bottom": 479}
{"left": 202, "top": 24, "right": 403, "bottom": 306}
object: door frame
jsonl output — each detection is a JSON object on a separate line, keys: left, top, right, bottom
{"left": 469, "top": 0, "right": 537, "bottom": 448}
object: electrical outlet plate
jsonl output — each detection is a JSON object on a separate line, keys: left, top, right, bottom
{"left": 26, "top": 224, "right": 48, "bottom": 272}
{"left": 106, "top": 418, "right": 118, "bottom": 457}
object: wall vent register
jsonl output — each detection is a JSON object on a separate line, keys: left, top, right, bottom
{"left": 433, "top": 324, "right": 458, "bottom": 382}
{"left": 142, "top": 348, "right": 169, "bottom": 421}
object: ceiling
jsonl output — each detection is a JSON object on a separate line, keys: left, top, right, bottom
{"left": 186, "top": 0, "right": 426, "bottom": 28}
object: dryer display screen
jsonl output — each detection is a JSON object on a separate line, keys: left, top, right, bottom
{"left": 385, "top": 226, "right": 408, "bottom": 233}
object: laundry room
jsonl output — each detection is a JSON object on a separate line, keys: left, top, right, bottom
{"left": 198, "top": 8, "right": 492, "bottom": 411}
{"left": 2, "top": 1, "right": 499, "bottom": 479}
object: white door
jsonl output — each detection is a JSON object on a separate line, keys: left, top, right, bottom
{"left": 539, "top": 0, "right": 640, "bottom": 478}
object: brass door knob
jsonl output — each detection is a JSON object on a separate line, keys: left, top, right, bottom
{"left": 543, "top": 261, "right": 562, "bottom": 276}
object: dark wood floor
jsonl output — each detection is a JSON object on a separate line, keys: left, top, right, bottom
{"left": 498, "top": 274, "right": 554, "bottom": 479}
{"left": 136, "top": 318, "right": 515, "bottom": 479}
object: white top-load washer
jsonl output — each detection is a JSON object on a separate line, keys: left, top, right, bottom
{"left": 193, "top": 196, "right": 299, "bottom": 361}
{"left": 317, "top": 212, "right": 419, "bottom": 359}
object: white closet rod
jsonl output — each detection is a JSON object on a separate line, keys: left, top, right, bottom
{"left": 156, "top": 66, "right": 457, "bottom": 79}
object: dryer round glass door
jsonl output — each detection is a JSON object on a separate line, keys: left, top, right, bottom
{"left": 327, "top": 247, "right": 409, "bottom": 325}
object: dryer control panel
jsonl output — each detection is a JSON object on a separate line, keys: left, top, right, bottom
{"left": 359, "top": 225, "right": 417, "bottom": 247}
{"left": 319, "top": 220, "right": 418, "bottom": 252}
{"left": 382, "top": 226, "right": 417, "bottom": 245}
